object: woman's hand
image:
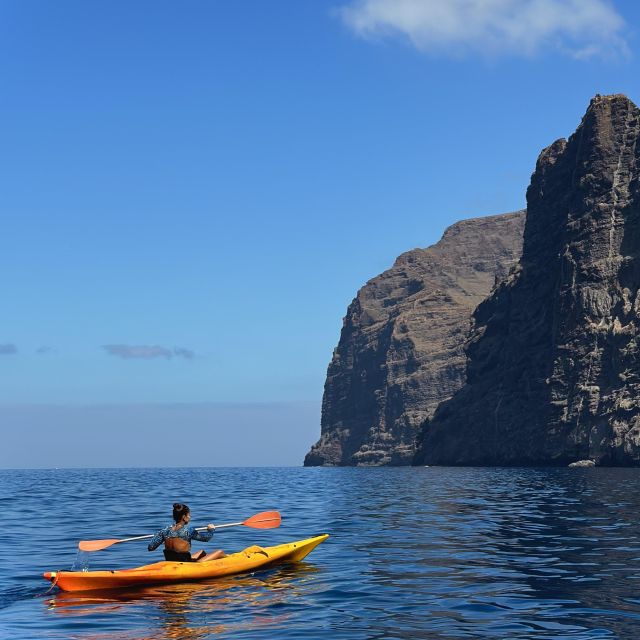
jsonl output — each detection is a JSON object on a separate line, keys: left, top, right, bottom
{"left": 207, "top": 523, "right": 216, "bottom": 531}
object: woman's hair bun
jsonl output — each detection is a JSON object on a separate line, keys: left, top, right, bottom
{"left": 172, "top": 502, "right": 189, "bottom": 522}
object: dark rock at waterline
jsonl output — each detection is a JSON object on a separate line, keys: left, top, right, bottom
{"left": 304, "top": 211, "right": 525, "bottom": 466}
{"left": 415, "top": 94, "right": 640, "bottom": 467}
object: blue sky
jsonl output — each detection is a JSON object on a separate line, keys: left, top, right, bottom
{"left": 1, "top": 0, "right": 639, "bottom": 466}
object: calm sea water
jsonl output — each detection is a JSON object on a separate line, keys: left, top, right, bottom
{"left": 2, "top": 467, "right": 640, "bottom": 639}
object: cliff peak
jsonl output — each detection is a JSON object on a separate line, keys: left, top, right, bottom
{"left": 415, "top": 93, "right": 640, "bottom": 466}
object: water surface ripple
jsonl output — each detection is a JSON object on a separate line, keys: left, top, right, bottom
{"left": 2, "top": 467, "right": 640, "bottom": 638}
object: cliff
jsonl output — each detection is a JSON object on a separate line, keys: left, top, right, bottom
{"left": 415, "top": 94, "right": 640, "bottom": 466}
{"left": 305, "top": 211, "right": 525, "bottom": 466}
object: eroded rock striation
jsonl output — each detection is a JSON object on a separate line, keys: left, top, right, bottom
{"left": 305, "top": 212, "right": 525, "bottom": 466}
{"left": 415, "top": 94, "right": 640, "bottom": 467}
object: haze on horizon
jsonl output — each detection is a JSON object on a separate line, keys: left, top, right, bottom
{"left": 2, "top": 0, "right": 639, "bottom": 467}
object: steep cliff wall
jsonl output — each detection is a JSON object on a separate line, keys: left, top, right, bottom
{"left": 415, "top": 94, "right": 640, "bottom": 466}
{"left": 305, "top": 211, "right": 525, "bottom": 466}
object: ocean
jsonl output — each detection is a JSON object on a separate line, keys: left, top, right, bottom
{"left": 2, "top": 466, "right": 640, "bottom": 639}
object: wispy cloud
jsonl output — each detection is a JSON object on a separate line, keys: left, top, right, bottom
{"left": 36, "top": 346, "right": 55, "bottom": 355}
{"left": 102, "top": 344, "right": 196, "bottom": 360}
{"left": 338, "top": 0, "right": 628, "bottom": 59}
{"left": 173, "top": 347, "right": 195, "bottom": 360}
{"left": 0, "top": 343, "right": 17, "bottom": 355}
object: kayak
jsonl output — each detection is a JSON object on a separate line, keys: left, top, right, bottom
{"left": 44, "top": 534, "right": 328, "bottom": 592}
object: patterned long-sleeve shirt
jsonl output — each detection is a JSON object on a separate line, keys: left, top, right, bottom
{"left": 147, "top": 524, "right": 214, "bottom": 551}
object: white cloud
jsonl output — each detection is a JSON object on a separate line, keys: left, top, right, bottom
{"left": 338, "top": 0, "right": 628, "bottom": 59}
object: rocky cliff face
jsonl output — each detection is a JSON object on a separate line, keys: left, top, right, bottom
{"left": 415, "top": 94, "right": 640, "bottom": 466}
{"left": 305, "top": 211, "right": 525, "bottom": 466}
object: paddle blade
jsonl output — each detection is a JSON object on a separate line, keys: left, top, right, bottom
{"left": 243, "top": 511, "right": 281, "bottom": 529}
{"left": 78, "top": 538, "right": 120, "bottom": 552}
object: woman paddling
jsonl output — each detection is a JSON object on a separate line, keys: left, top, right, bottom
{"left": 148, "top": 503, "right": 225, "bottom": 562}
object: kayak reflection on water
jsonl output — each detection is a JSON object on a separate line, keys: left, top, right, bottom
{"left": 148, "top": 503, "right": 226, "bottom": 563}
{"left": 45, "top": 564, "right": 321, "bottom": 639}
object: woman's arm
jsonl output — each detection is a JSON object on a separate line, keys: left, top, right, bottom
{"left": 147, "top": 527, "right": 167, "bottom": 551}
{"left": 190, "top": 524, "right": 215, "bottom": 543}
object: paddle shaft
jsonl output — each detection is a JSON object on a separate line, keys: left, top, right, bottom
{"left": 104, "top": 522, "right": 243, "bottom": 546}
{"left": 78, "top": 511, "right": 281, "bottom": 551}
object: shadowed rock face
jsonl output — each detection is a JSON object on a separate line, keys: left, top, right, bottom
{"left": 415, "top": 94, "right": 640, "bottom": 467}
{"left": 304, "top": 211, "right": 525, "bottom": 466}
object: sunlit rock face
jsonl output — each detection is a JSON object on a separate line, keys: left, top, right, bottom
{"left": 304, "top": 211, "right": 525, "bottom": 466}
{"left": 416, "top": 95, "right": 640, "bottom": 467}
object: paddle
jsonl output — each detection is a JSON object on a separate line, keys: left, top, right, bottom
{"left": 78, "top": 511, "right": 281, "bottom": 552}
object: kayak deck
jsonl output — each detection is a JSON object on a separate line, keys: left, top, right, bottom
{"left": 44, "top": 534, "right": 328, "bottom": 592}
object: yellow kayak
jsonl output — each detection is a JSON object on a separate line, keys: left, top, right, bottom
{"left": 44, "top": 534, "right": 328, "bottom": 592}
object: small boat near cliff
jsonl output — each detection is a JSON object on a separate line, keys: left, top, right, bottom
{"left": 44, "top": 534, "right": 328, "bottom": 592}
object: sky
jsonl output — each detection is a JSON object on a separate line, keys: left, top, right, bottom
{"left": 1, "top": 0, "right": 639, "bottom": 467}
